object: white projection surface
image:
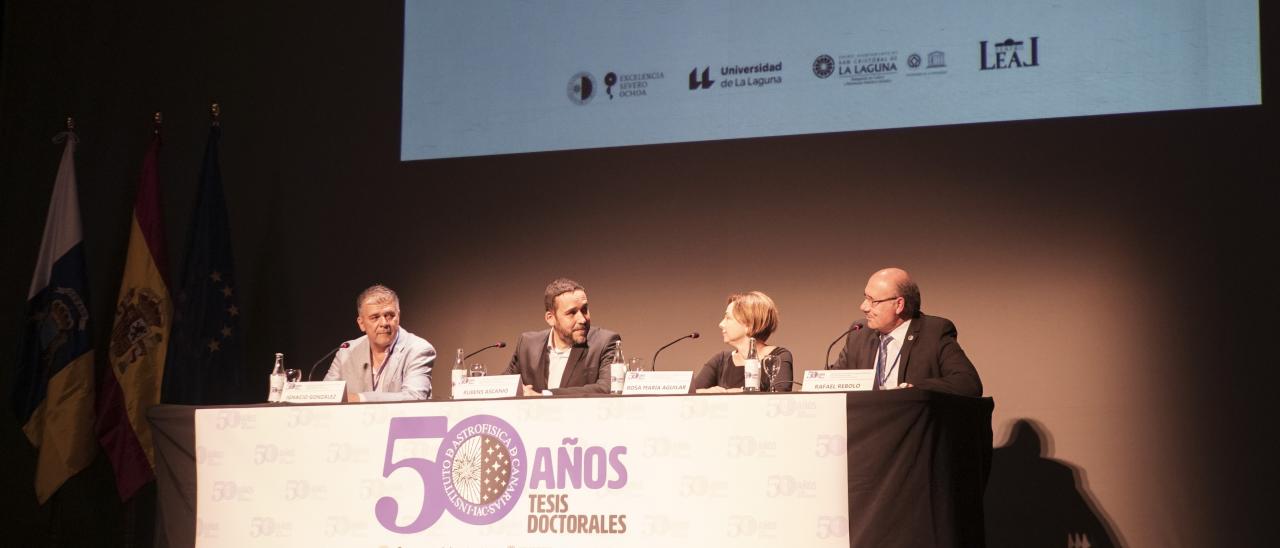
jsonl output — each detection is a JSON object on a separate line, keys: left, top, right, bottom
{"left": 401, "top": 0, "right": 1260, "bottom": 161}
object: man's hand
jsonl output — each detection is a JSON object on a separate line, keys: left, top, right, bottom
{"left": 696, "top": 386, "right": 728, "bottom": 394}
{"left": 522, "top": 384, "right": 542, "bottom": 397}
{"left": 345, "top": 391, "right": 362, "bottom": 402}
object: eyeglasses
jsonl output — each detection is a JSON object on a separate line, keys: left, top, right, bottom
{"left": 863, "top": 295, "right": 900, "bottom": 306}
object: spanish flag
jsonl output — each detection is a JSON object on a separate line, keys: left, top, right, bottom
{"left": 97, "top": 123, "right": 171, "bottom": 501}
{"left": 11, "top": 129, "right": 97, "bottom": 504}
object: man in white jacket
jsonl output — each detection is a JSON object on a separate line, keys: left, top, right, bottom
{"left": 324, "top": 284, "right": 436, "bottom": 401}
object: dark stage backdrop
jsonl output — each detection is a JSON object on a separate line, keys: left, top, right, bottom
{"left": 1, "top": 2, "right": 1276, "bottom": 547}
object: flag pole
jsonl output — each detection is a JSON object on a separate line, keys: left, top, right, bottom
{"left": 54, "top": 117, "right": 78, "bottom": 145}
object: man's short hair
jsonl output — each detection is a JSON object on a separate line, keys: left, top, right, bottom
{"left": 728, "top": 291, "right": 780, "bottom": 342}
{"left": 544, "top": 278, "right": 585, "bottom": 312}
{"left": 356, "top": 284, "right": 399, "bottom": 312}
{"left": 897, "top": 278, "right": 921, "bottom": 319}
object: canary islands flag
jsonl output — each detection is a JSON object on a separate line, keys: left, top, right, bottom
{"left": 11, "top": 131, "right": 97, "bottom": 504}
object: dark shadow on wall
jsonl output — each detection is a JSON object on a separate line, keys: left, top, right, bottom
{"left": 985, "top": 418, "right": 1122, "bottom": 548}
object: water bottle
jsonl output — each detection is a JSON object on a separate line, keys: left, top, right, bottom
{"left": 743, "top": 338, "right": 761, "bottom": 392}
{"left": 609, "top": 341, "right": 626, "bottom": 395}
{"left": 451, "top": 348, "right": 466, "bottom": 398}
{"left": 268, "top": 353, "right": 285, "bottom": 402}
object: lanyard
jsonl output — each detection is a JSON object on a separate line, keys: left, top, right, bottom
{"left": 370, "top": 362, "right": 382, "bottom": 391}
{"left": 879, "top": 341, "right": 903, "bottom": 388}
{"left": 369, "top": 337, "right": 398, "bottom": 391}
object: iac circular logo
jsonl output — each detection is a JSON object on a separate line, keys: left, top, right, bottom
{"left": 567, "top": 72, "right": 596, "bottom": 105}
{"left": 812, "top": 54, "right": 835, "bottom": 78}
{"left": 375, "top": 414, "right": 526, "bottom": 533}
{"left": 907, "top": 53, "right": 922, "bottom": 69}
{"left": 439, "top": 415, "right": 524, "bottom": 521}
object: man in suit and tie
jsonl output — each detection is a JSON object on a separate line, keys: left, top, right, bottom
{"left": 506, "top": 278, "right": 621, "bottom": 396}
{"left": 324, "top": 285, "right": 436, "bottom": 401}
{"left": 831, "top": 268, "right": 982, "bottom": 397}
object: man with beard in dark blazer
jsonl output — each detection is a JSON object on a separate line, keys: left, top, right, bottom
{"left": 505, "top": 278, "right": 621, "bottom": 396}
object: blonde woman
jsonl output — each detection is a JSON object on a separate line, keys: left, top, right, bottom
{"left": 693, "top": 291, "right": 794, "bottom": 393}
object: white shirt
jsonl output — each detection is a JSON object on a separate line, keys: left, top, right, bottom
{"left": 546, "top": 332, "right": 573, "bottom": 389}
{"left": 354, "top": 330, "right": 399, "bottom": 403}
{"left": 878, "top": 319, "right": 912, "bottom": 389}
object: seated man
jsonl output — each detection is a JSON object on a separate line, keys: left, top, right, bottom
{"left": 324, "top": 284, "right": 436, "bottom": 401}
{"left": 831, "top": 267, "right": 982, "bottom": 397}
{"left": 505, "top": 278, "right": 620, "bottom": 396}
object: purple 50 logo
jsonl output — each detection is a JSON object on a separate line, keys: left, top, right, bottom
{"left": 375, "top": 415, "right": 526, "bottom": 533}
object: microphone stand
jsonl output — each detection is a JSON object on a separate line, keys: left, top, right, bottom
{"left": 464, "top": 342, "right": 507, "bottom": 360}
{"left": 824, "top": 323, "right": 863, "bottom": 370}
{"left": 307, "top": 342, "right": 350, "bottom": 381}
{"left": 651, "top": 332, "right": 699, "bottom": 371}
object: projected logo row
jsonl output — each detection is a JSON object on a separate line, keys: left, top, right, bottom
{"left": 567, "top": 36, "right": 1040, "bottom": 105}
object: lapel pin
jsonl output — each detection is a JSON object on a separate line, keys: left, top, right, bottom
{"left": 907, "top": 334, "right": 915, "bottom": 341}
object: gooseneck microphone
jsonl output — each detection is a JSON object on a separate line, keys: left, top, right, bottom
{"left": 307, "top": 342, "right": 351, "bottom": 381}
{"left": 825, "top": 322, "right": 864, "bottom": 370}
{"left": 651, "top": 332, "right": 699, "bottom": 371}
{"left": 464, "top": 341, "right": 507, "bottom": 360}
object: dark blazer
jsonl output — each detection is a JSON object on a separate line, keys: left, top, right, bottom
{"left": 831, "top": 314, "right": 982, "bottom": 397}
{"left": 504, "top": 327, "right": 621, "bottom": 395}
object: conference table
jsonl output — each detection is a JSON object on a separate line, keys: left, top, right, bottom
{"left": 149, "top": 389, "right": 992, "bottom": 548}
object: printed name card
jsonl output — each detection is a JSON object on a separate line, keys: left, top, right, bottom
{"left": 622, "top": 371, "right": 693, "bottom": 395}
{"left": 800, "top": 369, "right": 875, "bottom": 392}
{"left": 453, "top": 374, "right": 521, "bottom": 400}
{"left": 281, "top": 381, "right": 347, "bottom": 403}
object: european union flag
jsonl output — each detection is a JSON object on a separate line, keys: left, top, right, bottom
{"left": 162, "top": 125, "right": 244, "bottom": 404}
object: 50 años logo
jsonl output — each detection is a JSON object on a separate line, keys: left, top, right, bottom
{"left": 375, "top": 415, "right": 527, "bottom": 533}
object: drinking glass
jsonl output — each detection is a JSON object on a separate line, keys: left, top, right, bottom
{"left": 628, "top": 357, "right": 646, "bottom": 372}
{"left": 284, "top": 369, "right": 302, "bottom": 389}
{"left": 762, "top": 356, "right": 780, "bottom": 393}
{"left": 468, "top": 362, "right": 487, "bottom": 378}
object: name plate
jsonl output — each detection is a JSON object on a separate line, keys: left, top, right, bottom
{"left": 453, "top": 374, "right": 521, "bottom": 400}
{"left": 623, "top": 370, "right": 693, "bottom": 395}
{"left": 281, "top": 381, "right": 347, "bottom": 403}
{"left": 800, "top": 369, "right": 875, "bottom": 392}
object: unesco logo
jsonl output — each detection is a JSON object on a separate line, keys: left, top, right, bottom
{"left": 812, "top": 54, "right": 835, "bottom": 78}
{"left": 567, "top": 72, "right": 596, "bottom": 105}
{"left": 905, "top": 51, "right": 948, "bottom": 77}
{"left": 375, "top": 415, "right": 526, "bottom": 533}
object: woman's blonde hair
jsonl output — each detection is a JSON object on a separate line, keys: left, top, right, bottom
{"left": 727, "top": 291, "right": 779, "bottom": 342}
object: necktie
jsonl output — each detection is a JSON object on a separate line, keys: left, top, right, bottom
{"left": 874, "top": 335, "right": 893, "bottom": 390}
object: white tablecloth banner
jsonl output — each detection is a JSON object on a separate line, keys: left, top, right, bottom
{"left": 195, "top": 394, "right": 850, "bottom": 547}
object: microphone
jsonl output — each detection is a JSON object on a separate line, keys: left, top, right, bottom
{"left": 825, "top": 322, "right": 864, "bottom": 370}
{"left": 307, "top": 342, "right": 350, "bottom": 381}
{"left": 464, "top": 341, "right": 507, "bottom": 360}
{"left": 651, "top": 332, "right": 699, "bottom": 371}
